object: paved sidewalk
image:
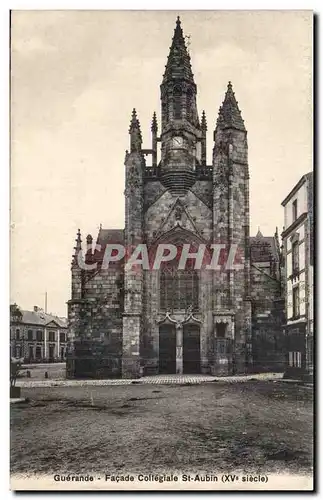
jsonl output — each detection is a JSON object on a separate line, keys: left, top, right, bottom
{"left": 16, "top": 372, "right": 284, "bottom": 388}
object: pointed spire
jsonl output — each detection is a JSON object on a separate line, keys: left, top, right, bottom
{"left": 256, "top": 227, "right": 263, "bottom": 239}
{"left": 129, "top": 108, "right": 141, "bottom": 133}
{"left": 75, "top": 229, "right": 82, "bottom": 250}
{"left": 72, "top": 229, "right": 82, "bottom": 267}
{"left": 216, "top": 81, "right": 246, "bottom": 131}
{"left": 151, "top": 111, "right": 158, "bottom": 133}
{"left": 129, "top": 108, "right": 142, "bottom": 152}
{"left": 162, "top": 16, "right": 194, "bottom": 83}
{"left": 201, "top": 110, "right": 207, "bottom": 132}
{"left": 151, "top": 112, "right": 158, "bottom": 167}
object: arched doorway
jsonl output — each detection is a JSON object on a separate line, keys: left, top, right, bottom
{"left": 159, "top": 323, "right": 176, "bottom": 374}
{"left": 151, "top": 227, "right": 210, "bottom": 375}
{"left": 183, "top": 323, "right": 200, "bottom": 373}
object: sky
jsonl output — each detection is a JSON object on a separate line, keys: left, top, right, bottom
{"left": 10, "top": 10, "right": 312, "bottom": 317}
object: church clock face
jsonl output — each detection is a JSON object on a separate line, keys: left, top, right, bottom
{"left": 172, "top": 136, "right": 183, "bottom": 148}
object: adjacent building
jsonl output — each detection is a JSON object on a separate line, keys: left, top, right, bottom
{"left": 10, "top": 305, "right": 68, "bottom": 362}
{"left": 250, "top": 229, "right": 285, "bottom": 372}
{"left": 67, "top": 17, "right": 284, "bottom": 379}
{"left": 281, "top": 172, "right": 314, "bottom": 378}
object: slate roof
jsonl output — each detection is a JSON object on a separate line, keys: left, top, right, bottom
{"left": 90, "top": 228, "right": 125, "bottom": 266}
{"left": 96, "top": 229, "right": 124, "bottom": 246}
{"left": 19, "top": 309, "right": 68, "bottom": 328}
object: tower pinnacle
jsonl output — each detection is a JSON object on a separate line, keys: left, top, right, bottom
{"left": 201, "top": 110, "right": 207, "bottom": 132}
{"left": 216, "top": 81, "right": 246, "bottom": 132}
{"left": 72, "top": 229, "right": 82, "bottom": 267}
{"left": 151, "top": 111, "right": 158, "bottom": 133}
{"left": 129, "top": 108, "right": 142, "bottom": 152}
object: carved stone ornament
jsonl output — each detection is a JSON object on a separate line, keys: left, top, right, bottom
{"left": 174, "top": 205, "right": 182, "bottom": 221}
{"left": 158, "top": 307, "right": 202, "bottom": 329}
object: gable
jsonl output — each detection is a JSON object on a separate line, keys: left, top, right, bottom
{"left": 46, "top": 320, "right": 60, "bottom": 328}
{"left": 144, "top": 189, "right": 212, "bottom": 243}
{"left": 152, "top": 198, "right": 202, "bottom": 241}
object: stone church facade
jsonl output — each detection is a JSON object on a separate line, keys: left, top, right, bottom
{"left": 66, "top": 17, "right": 284, "bottom": 379}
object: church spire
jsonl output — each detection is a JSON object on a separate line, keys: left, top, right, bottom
{"left": 216, "top": 81, "right": 246, "bottom": 132}
{"left": 129, "top": 108, "right": 142, "bottom": 152}
{"left": 162, "top": 16, "right": 194, "bottom": 84}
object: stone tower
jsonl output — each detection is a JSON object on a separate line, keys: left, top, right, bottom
{"left": 66, "top": 16, "right": 284, "bottom": 380}
{"left": 135, "top": 16, "right": 252, "bottom": 376}
{"left": 159, "top": 17, "right": 202, "bottom": 194}
{"left": 212, "top": 83, "right": 252, "bottom": 372}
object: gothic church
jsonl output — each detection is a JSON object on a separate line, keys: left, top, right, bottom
{"left": 67, "top": 17, "right": 284, "bottom": 379}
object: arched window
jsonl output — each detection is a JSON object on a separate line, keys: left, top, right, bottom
{"left": 173, "top": 85, "right": 182, "bottom": 119}
{"left": 160, "top": 267, "right": 199, "bottom": 311}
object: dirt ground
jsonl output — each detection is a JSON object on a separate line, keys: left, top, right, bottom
{"left": 10, "top": 380, "right": 313, "bottom": 476}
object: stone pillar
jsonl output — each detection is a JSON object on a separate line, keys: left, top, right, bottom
{"left": 176, "top": 325, "right": 183, "bottom": 374}
{"left": 122, "top": 313, "right": 141, "bottom": 378}
{"left": 122, "top": 119, "right": 144, "bottom": 378}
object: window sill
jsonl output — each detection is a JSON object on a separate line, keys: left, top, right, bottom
{"left": 290, "top": 315, "right": 301, "bottom": 321}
